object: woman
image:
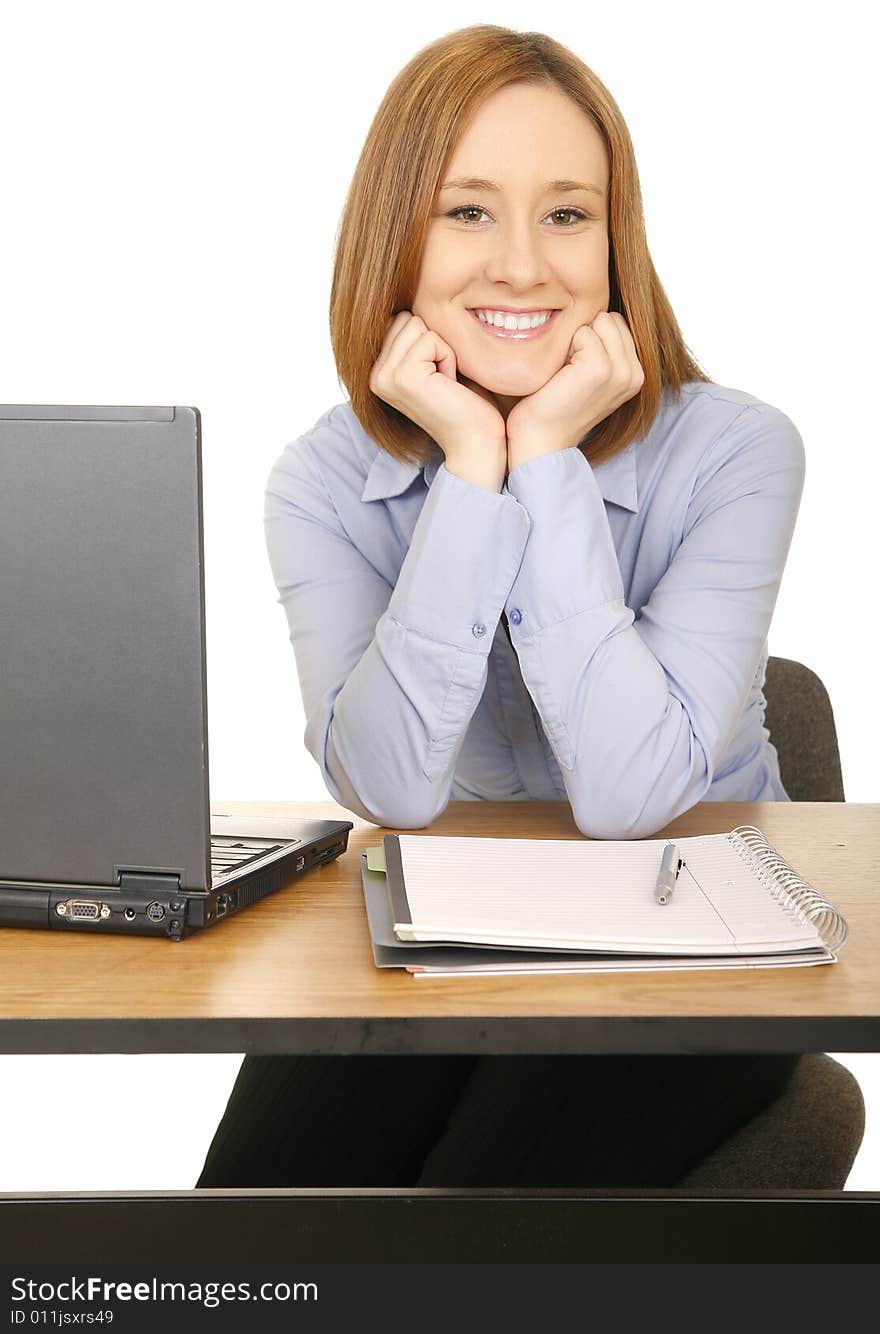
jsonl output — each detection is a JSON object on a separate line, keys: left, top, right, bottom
{"left": 196, "top": 25, "right": 805, "bottom": 1189}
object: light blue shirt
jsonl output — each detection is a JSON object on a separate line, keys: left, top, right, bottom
{"left": 264, "top": 381, "right": 805, "bottom": 839}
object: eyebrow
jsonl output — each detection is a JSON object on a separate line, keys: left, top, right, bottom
{"left": 439, "top": 176, "right": 605, "bottom": 198}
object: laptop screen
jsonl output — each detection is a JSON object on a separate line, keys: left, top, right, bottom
{"left": 0, "top": 405, "right": 213, "bottom": 890}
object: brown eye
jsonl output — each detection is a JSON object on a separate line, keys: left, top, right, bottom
{"left": 549, "top": 208, "right": 588, "bottom": 226}
{"left": 447, "top": 206, "right": 490, "bottom": 224}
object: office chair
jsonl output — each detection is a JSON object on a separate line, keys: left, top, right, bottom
{"left": 678, "top": 656, "right": 864, "bottom": 1189}
{"left": 762, "top": 655, "right": 846, "bottom": 802}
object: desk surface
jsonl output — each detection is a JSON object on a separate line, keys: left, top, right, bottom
{"left": 1, "top": 800, "right": 877, "bottom": 1054}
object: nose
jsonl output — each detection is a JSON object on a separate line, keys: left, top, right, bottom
{"left": 482, "top": 217, "right": 552, "bottom": 290}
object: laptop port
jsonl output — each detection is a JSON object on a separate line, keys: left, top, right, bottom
{"left": 216, "top": 894, "right": 229, "bottom": 917}
{"left": 56, "top": 899, "right": 111, "bottom": 921}
{"left": 296, "top": 856, "right": 305, "bottom": 871}
{"left": 312, "top": 839, "right": 345, "bottom": 863}
{"left": 70, "top": 901, "right": 100, "bottom": 919}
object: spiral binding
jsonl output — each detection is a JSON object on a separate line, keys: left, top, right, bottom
{"left": 726, "top": 825, "right": 848, "bottom": 953}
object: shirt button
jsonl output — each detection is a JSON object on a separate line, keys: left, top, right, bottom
{"left": 472, "top": 622, "right": 486, "bottom": 639}
{"left": 509, "top": 608, "right": 522, "bottom": 625}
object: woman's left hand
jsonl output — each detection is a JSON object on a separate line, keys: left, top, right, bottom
{"left": 505, "top": 311, "right": 645, "bottom": 470}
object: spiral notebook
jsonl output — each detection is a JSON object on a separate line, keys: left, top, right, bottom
{"left": 358, "top": 826, "right": 848, "bottom": 977}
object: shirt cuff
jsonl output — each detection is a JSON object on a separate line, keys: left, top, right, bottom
{"left": 504, "top": 446, "right": 625, "bottom": 635}
{"left": 387, "top": 461, "right": 531, "bottom": 652}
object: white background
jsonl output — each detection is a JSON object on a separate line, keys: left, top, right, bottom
{"left": 0, "top": 0, "right": 877, "bottom": 1190}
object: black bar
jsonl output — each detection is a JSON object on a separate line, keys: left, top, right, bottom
{"left": 0, "top": 1014, "right": 878, "bottom": 1055}
{"left": 1, "top": 1191, "right": 879, "bottom": 1262}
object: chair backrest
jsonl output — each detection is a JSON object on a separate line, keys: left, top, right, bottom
{"left": 763, "top": 656, "right": 845, "bottom": 801}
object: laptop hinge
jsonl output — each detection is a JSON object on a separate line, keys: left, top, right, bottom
{"left": 117, "top": 870, "right": 183, "bottom": 896}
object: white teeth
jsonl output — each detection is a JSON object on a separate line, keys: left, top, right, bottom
{"left": 475, "top": 309, "right": 552, "bottom": 330}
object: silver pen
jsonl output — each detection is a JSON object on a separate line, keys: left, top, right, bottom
{"left": 655, "top": 842, "right": 682, "bottom": 904}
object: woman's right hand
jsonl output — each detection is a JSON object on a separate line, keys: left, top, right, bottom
{"left": 369, "top": 310, "right": 507, "bottom": 491}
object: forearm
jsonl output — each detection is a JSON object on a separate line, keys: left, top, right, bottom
{"left": 313, "top": 463, "right": 530, "bottom": 826}
{"left": 510, "top": 606, "right": 712, "bottom": 839}
{"left": 504, "top": 432, "right": 803, "bottom": 839}
{"left": 318, "top": 619, "right": 489, "bottom": 827}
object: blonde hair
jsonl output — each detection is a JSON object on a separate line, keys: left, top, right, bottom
{"left": 329, "top": 24, "right": 711, "bottom": 468}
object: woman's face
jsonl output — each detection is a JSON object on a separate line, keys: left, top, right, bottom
{"left": 412, "top": 81, "right": 611, "bottom": 420}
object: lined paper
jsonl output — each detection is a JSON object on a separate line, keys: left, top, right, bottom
{"left": 393, "top": 832, "right": 824, "bottom": 956}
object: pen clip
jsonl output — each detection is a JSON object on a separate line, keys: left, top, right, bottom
{"left": 661, "top": 841, "right": 682, "bottom": 878}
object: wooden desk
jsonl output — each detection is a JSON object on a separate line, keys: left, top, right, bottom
{"left": 0, "top": 800, "right": 877, "bottom": 1054}
{"left": 1, "top": 799, "right": 878, "bottom": 1263}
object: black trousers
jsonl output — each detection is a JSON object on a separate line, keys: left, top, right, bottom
{"left": 195, "top": 1052, "right": 801, "bottom": 1188}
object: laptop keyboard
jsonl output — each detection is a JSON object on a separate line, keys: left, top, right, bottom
{"left": 209, "top": 836, "right": 293, "bottom": 880}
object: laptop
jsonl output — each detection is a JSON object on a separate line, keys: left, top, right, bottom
{"left": 0, "top": 404, "right": 353, "bottom": 940}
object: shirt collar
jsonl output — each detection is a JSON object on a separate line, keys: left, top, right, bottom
{"left": 360, "top": 435, "right": 639, "bottom": 513}
{"left": 360, "top": 441, "right": 445, "bottom": 502}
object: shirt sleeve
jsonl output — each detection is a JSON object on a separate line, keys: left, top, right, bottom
{"left": 504, "top": 404, "right": 806, "bottom": 839}
{"left": 264, "top": 443, "right": 530, "bottom": 827}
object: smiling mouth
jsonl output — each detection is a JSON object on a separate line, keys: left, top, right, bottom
{"left": 467, "top": 308, "right": 560, "bottom": 341}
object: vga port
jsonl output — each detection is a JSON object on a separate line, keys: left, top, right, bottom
{"left": 56, "top": 899, "right": 110, "bottom": 921}
{"left": 69, "top": 900, "right": 101, "bottom": 919}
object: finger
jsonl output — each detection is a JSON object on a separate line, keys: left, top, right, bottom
{"left": 387, "top": 316, "right": 435, "bottom": 371}
{"left": 404, "top": 329, "right": 457, "bottom": 381}
{"left": 568, "top": 320, "right": 613, "bottom": 376}
{"left": 587, "top": 311, "right": 627, "bottom": 367}
{"left": 372, "top": 314, "right": 432, "bottom": 392}
{"left": 563, "top": 314, "right": 644, "bottom": 422}
{"left": 373, "top": 310, "right": 417, "bottom": 372}
{"left": 602, "top": 313, "right": 645, "bottom": 390}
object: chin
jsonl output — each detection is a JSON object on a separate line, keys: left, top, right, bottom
{"left": 467, "top": 367, "right": 556, "bottom": 396}
{"left": 458, "top": 352, "right": 550, "bottom": 388}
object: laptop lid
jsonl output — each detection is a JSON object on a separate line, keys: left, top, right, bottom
{"left": 0, "top": 405, "right": 214, "bottom": 891}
